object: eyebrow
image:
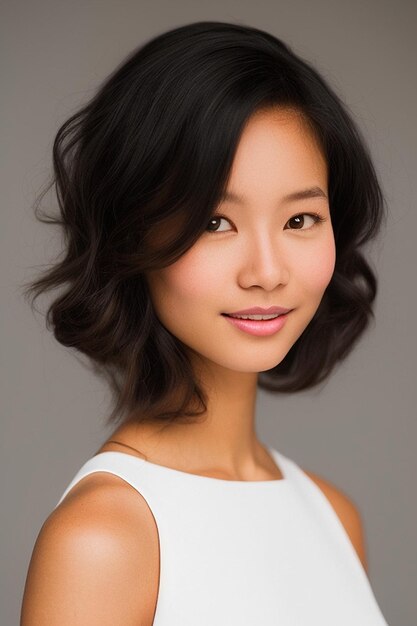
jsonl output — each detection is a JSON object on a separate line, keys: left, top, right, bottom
{"left": 220, "top": 186, "right": 328, "bottom": 205}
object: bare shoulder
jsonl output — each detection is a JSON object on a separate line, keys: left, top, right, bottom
{"left": 21, "top": 472, "right": 160, "bottom": 626}
{"left": 303, "top": 468, "right": 368, "bottom": 573}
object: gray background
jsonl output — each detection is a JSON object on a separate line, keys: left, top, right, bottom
{"left": 1, "top": 1, "right": 416, "bottom": 624}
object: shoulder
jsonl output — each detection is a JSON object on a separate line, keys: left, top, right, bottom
{"left": 21, "top": 472, "right": 159, "bottom": 625}
{"left": 303, "top": 468, "right": 368, "bottom": 573}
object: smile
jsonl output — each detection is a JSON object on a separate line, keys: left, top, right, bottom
{"left": 221, "top": 312, "right": 290, "bottom": 336}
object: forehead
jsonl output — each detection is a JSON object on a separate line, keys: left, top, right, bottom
{"left": 243, "top": 106, "right": 320, "bottom": 142}
{"left": 225, "top": 107, "right": 327, "bottom": 197}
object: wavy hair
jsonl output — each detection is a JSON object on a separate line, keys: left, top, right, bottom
{"left": 22, "top": 20, "right": 387, "bottom": 428}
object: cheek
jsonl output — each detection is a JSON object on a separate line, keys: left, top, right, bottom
{"left": 297, "top": 234, "right": 336, "bottom": 296}
{"left": 147, "top": 246, "right": 218, "bottom": 315}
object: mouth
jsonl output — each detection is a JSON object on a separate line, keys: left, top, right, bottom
{"left": 221, "top": 311, "right": 291, "bottom": 336}
{"left": 222, "top": 313, "right": 285, "bottom": 321}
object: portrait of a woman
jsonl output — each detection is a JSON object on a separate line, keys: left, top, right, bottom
{"left": 20, "top": 20, "right": 390, "bottom": 625}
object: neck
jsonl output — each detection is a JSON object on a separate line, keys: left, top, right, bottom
{"left": 107, "top": 362, "right": 278, "bottom": 480}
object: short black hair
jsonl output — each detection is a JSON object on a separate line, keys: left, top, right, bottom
{"left": 22, "top": 20, "right": 387, "bottom": 427}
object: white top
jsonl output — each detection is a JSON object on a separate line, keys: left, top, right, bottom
{"left": 55, "top": 447, "right": 389, "bottom": 625}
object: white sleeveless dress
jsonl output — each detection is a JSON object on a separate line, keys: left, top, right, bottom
{"left": 54, "top": 447, "right": 389, "bottom": 625}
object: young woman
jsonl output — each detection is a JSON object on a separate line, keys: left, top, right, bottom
{"left": 21, "top": 21, "right": 389, "bottom": 625}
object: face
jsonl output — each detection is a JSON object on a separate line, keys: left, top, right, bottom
{"left": 144, "top": 108, "right": 336, "bottom": 375}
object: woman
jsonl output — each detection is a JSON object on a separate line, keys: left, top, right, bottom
{"left": 21, "top": 21, "right": 389, "bottom": 625}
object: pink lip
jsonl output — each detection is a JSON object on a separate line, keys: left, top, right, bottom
{"left": 222, "top": 312, "right": 290, "bottom": 336}
{"left": 224, "top": 306, "right": 292, "bottom": 316}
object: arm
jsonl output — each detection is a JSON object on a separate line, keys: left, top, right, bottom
{"left": 20, "top": 475, "right": 158, "bottom": 625}
{"left": 304, "top": 469, "right": 369, "bottom": 573}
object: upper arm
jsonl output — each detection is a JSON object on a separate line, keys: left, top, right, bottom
{"left": 304, "top": 469, "right": 369, "bottom": 574}
{"left": 20, "top": 476, "right": 158, "bottom": 625}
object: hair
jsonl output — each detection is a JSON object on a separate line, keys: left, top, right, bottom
{"left": 22, "top": 20, "right": 387, "bottom": 429}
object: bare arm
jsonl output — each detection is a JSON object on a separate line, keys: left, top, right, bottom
{"left": 304, "top": 469, "right": 369, "bottom": 573}
{"left": 20, "top": 475, "right": 158, "bottom": 625}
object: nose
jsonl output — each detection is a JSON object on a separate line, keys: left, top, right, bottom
{"left": 237, "top": 230, "right": 290, "bottom": 291}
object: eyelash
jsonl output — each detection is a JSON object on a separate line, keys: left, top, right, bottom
{"left": 205, "top": 212, "right": 327, "bottom": 234}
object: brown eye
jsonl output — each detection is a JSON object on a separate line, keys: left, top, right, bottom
{"left": 205, "top": 215, "right": 233, "bottom": 233}
{"left": 285, "top": 213, "right": 326, "bottom": 230}
{"left": 205, "top": 212, "right": 326, "bottom": 234}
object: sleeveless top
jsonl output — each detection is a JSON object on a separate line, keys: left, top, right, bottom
{"left": 54, "top": 446, "right": 389, "bottom": 625}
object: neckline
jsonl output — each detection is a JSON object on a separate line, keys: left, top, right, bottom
{"left": 92, "top": 445, "right": 288, "bottom": 486}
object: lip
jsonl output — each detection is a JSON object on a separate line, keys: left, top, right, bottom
{"left": 222, "top": 311, "right": 290, "bottom": 336}
{"left": 223, "top": 306, "right": 292, "bottom": 316}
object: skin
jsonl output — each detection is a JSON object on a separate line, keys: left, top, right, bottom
{"left": 110, "top": 106, "right": 337, "bottom": 480}
{"left": 21, "top": 107, "right": 368, "bottom": 625}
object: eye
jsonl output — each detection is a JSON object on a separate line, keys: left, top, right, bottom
{"left": 205, "top": 212, "right": 327, "bottom": 234}
{"left": 205, "top": 215, "right": 233, "bottom": 233}
{"left": 284, "top": 213, "right": 327, "bottom": 231}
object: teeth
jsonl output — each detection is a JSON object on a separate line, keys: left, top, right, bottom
{"left": 229, "top": 314, "right": 281, "bottom": 320}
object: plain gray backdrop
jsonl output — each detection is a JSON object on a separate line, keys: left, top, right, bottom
{"left": 1, "top": 1, "right": 416, "bottom": 624}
